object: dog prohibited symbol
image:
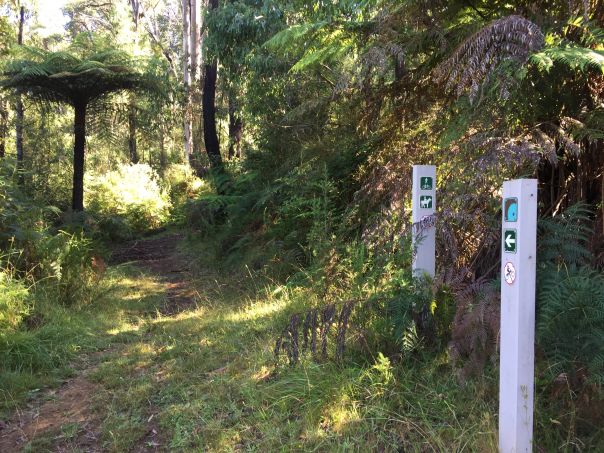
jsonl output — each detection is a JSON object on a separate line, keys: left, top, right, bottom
{"left": 504, "top": 262, "right": 516, "bottom": 285}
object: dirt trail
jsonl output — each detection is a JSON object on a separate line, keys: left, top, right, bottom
{"left": 0, "top": 233, "right": 194, "bottom": 452}
{"left": 111, "top": 233, "right": 197, "bottom": 315}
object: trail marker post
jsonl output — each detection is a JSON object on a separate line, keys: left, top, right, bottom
{"left": 499, "top": 179, "right": 537, "bottom": 452}
{"left": 412, "top": 165, "right": 436, "bottom": 277}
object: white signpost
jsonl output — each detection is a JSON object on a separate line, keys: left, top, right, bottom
{"left": 412, "top": 165, "right": 436, "bottom": 277}
{"left": 499, "top": 179, "right": 537, "bottom": 452}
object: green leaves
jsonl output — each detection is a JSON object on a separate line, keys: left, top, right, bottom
{"left": 1, "top": 45, "right": 149, "bottom": 105}
{"left": 537, "top": 267, "right": 604, "bottom": 384}
{"left": 530, "top": 45, "right": 604, "bottom": 74}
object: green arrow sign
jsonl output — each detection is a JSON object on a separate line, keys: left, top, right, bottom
{"left": 420, "top": 177, "right": 433, "bottom": 190}
{"left": 504, "top": 229, "right": 517, "bottom": 253}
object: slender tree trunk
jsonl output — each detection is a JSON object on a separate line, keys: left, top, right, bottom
{"left": 0, "top": 98, "right": 7, "bottom": 158}
{"left": 159, "top": 124, "right": 167, "bottom": 171}
{"left": 190, "top": 0, "right": 199, "bottom": 83}
{"left": 228, "top": 94, "right": 243, "bottom": 159}
{"left": 189, "top": 0, "right": 201, "bottom": 162}
{"left": 182, "top": 0, "right": 193, "bottom": 163}
{"left": 72, "top": 102, "right": 87, "bottom": 212}
{"left": 15, "top": 6, "right": 25, "bottom": 170}
{"left": 128, "top": 100, "right": 138, "bottom": 163}
{"left": 202, "top": 0, "right": 222, "bottom": 169}
{"left": 393, "top": 55, "right": 405, "bottom": 81}
{"left": 127, "top": 2, "right": 140, "bottom": 165}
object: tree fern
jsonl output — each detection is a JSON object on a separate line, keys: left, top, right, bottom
{"left": 530, "top": 45, "right": 604, "bottom": 74}
{"left": 435, "top": 15, "right": 544, "bottom": 99}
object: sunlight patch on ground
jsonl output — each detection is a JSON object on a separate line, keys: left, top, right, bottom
{"left": 226, "top": 299, "right": 287, "bottom": 322}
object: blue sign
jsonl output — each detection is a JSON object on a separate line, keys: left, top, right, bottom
{"left": 504, "top": 198, "right": 518, "bottom": 222}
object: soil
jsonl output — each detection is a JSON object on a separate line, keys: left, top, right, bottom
{"left": 0, "top": 233, "right": 194, "bottom": 452}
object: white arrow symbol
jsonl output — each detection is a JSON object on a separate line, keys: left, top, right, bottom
{"left": 505, "top": 234, "right": 515, "bottom": 248}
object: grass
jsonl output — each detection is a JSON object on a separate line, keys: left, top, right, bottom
{"left": 1, "top": 233, "right": 602, "bottom": 451}
{"left": 0, "top": 264, "right": 165, "bottom": 419}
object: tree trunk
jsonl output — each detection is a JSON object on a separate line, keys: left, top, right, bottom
{"left": 127, "top": 2, "right": 140, "bottom": 165}
{"left": 228, "top": 94, "right": 243, "bottom": 159}
{"left": 0, "top": 98, "right": 7, "bottom": 158}
{"left": 159, "top": 124, "right": 167, "bottom": 171}
{"left": 128, "top": 99, "right": 139, "bottom": 163}
{"left": 190, "top": 0, "right": 199, "bottom": 82}
{"left": 393, "top": 55, "right": 405, "bottom": 81}
{"left": 189, "top": 0, "right": 202, "bottom": 163}
{"left": 72, "top": 102, "right": 87, "bottom": 212}
{"left": 203, "top": 60, "right": 222, "bottom": 168}
{"left": 202, "top": 0, "right": 222, "bottom": 169}
{"left": 15, "top": 6, "right": 25, "bottom": 170}
{"left": 182, "top": 0, "right": 193, "bottom": 163}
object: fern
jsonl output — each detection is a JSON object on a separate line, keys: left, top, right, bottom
{"left": 435, "top": 15, "right": 544, "bottom": 99}
{"left": 536, "top": 203, "right": 604, "bottom": 385}
{"left": 537, "top": 267, "right": 604, "bottom": 384}
{"left": 530, "top": 45, "right": 604, "bottom": 74}
{"left": 537, "top": 203, "right": 592, "bottom": 266}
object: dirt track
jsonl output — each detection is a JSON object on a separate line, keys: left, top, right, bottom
{"left": 0, "top": 233, "right": 194, "bottom": 452}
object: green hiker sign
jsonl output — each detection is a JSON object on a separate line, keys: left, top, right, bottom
{"left": 420, "top": 177, "right": 433, "bottom": 190}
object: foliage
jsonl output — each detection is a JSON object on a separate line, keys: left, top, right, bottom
{"left": 537, "top": 267, "right": 604, "bottom": 384}
{"left": 435, "top": 15, "right": 544, "bottom": 99}
{"left": 0, "top": 0, "right": 603, "bottom": 449}
{"left": 85, "top": 163, "right": 171, "bottom": 234}
{"left": 1, "top": 46, "right": 149, "bottom": 106}
{"left": 163, "top": 163, "right": 206, "bottom": 206}
{"left": 0, "top": 270, "right": 29, "bottom": 331}
{"left": 36, "top": 231, "right": 96, "bottom": 306}
{"left": 535, "top": 203, "right": 604, "bottom": 387}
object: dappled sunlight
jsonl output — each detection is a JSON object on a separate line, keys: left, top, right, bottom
{"left": 251, "top": 365, "right": 272, "bottom": 382}
{"left": 226, "top": 298, "right": 289, "bottom": 322}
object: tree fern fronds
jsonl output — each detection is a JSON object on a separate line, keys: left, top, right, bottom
{"left": 435, "top": 15, "right": 544, "bottom": 99}
{"left": 537, "top": 267, "right": 604, "bottom": 384}
{"left": 447, "top": 276, "right": 500, "bottom": 381}
{"left": 263, "top": 21, "right": 329, "bottom": 53}
{"left": 530, "top": 45, "right": 604, "bottom": 74}
{"left": 538, "top": 203, "right": 592, "bottom": 265}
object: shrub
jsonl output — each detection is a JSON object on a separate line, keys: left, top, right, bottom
{"left": 85, "top": 163, "right": 171, "bottom": 233}
{"left": 163, "top": 164, "right": 206, "bottom": 206}
{"left": 36, "top": 231, "right": 96, "bottom": 306}
{"left": 0, "top": 271, "right": 30, "bottom": 331}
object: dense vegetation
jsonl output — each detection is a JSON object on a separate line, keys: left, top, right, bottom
{"left": 0, "top": 0, "right": 603, "bottom": 451}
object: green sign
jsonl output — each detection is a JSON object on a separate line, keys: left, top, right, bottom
{"left": 504, "top": 229, "right": 517, "bottom": 253}
{"left": 419, "top": 195, "right": 433, "bottom": 209}
{"left": 420, "top": 177, "right": 433, "bottom": 190}
{"left": 504, "top": 197, "right": 518, "bottom": 222}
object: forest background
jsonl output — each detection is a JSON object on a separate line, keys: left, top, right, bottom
{"left": 0, "top": 0, "right": 603, "bottom": 451}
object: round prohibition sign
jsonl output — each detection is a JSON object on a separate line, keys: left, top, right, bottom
{"left": 504, "top": 262, "right": 516, "bottom": 285}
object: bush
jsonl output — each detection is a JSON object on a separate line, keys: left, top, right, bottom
{"left": 163, "top": 164, "right": 206, "bottom": 206}
{"left": 0, "top": 271, "right": 30, "bottom": 331}
{"left": 85, "top": 163, "right": 171, "bottom": 233}
{"left": 36, "top": 231, "right": 96, "bottom": 306}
